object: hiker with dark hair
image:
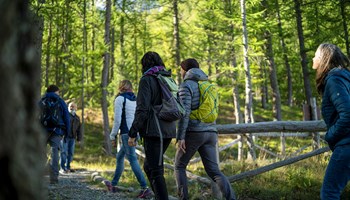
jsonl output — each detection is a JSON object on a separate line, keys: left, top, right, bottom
{"left": 313, "top": 43, "right": 350, "bottom": 199}
{"left": 40, "top": 84, "right": 70, "bottom": 184}
{"left": 103, "top": 80, "right": 151, "bottom": 198}
{"left": 174, "top": 58, "right": 236, "bottom": 200}
{"left": 128, "top": 51, "right": 176, "bottom": 200}
{"left": 60, "top": 102, "right": 81, "bottom": 173}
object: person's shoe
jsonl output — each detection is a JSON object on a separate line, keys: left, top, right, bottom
{"left": 137, "top": 188, "right": 152, "bottom": 198}
{"left": 59, "top": 169, "right": 68, "bottom": 174}
{"left": 103, "top": 180, "right": 118, "bottom": 193}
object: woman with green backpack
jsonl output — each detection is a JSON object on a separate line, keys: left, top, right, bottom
{"left": 174, "top": 58, "right": 236, "bottom": 200}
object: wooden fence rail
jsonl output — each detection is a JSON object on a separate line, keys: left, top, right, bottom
{"left": 136, "top": 120, "right": 329, "bottom": 186}
{"left": 215, "top": 120, "right": 327, "bottom": 134}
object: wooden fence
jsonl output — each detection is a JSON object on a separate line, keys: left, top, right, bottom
{"left": 136, "top": 120, "right": 329, "bottom": 186}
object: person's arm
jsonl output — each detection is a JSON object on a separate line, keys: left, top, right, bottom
{"left": 177, "top": 82, "right": 193, "bottom": 141}
{"left": 129, "top": 77, "right": 152, "bottom": 138}
{"left": 176, "top": 82, "right": 193, "bottom": 153}
{"left": 325, "top": 76, "right": 350, "bottom": 146}
{"left": 110, "top": 96, "right": 123, "bottom": 141}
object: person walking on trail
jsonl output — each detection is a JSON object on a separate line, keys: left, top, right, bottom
{"left": 313, "top": 43, "right": 350, "bottom": 199}
{"left": 40, "top": 85, "right": 70, "bottom": 184}
{"left": 174, "top": 58, "right": 236, "bottom": 200}
{"left": 60, "top": 102, "right": 82, "bottom": 173}
{"left": 128, "top": 51, "right": 176, "bottom": 200}
{"left": 104, "top": 80, "right": 151, "bottom": 198}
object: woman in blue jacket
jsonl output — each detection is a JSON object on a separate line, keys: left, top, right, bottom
{"left": 313, "top": 43, "right": 350, "bottom": 199}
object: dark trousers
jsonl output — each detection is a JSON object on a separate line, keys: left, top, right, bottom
{"left": 143, "top": 137, "right": 172, "bottom": 200}
{"left": 175, "top": 131, "right": 236, "bottom": 200}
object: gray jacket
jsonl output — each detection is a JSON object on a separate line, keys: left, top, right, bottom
{"left": 177, "top": 68, "right": 217, "bottom": 140}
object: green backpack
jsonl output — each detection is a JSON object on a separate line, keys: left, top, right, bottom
{"left": 190, "top": 81, "right": 219, "bottom": 123}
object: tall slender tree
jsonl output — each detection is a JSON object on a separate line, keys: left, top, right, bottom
{"left": 173, "top": 0, "right": 181, "bottom": 83}
{"left": 262, "top": 0, "right": 282, "bottom": 121}
{"left": 294, "top": 0, "right": 312, "bottom": 106}
{"left": 240, "top": 0, "right": 256, "bottom": 160}
{"left": 275, "top": 0, "right": 293, "bottom": 106}
{"left": 102, "top": 0, "right": 112, "bottom": 155}
{"left": 340, "top": 0, "right": 350, "bottom": 58}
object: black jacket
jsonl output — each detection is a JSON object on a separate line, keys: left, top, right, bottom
{"left": 129, "top": 70, "right": 176, "bottom": 139}
{"left": 68, "top": 113, "right": 82, "bottom": 141}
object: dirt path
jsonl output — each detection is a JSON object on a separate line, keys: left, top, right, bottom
{"left": 45, "top": 169, "right": 135, "bottom": 200}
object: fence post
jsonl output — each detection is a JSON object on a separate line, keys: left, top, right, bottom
{"left": 310, "top": 97, "right": 320, "bottom": 149}
{"left": 237, "top": 134, "right": 244, "bottom": 161}
{"left": 211, "top": 142, "right": 222, "bottom": 199}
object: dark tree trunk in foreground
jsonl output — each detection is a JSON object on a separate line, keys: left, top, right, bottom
{"left": 0, "top": 1, "right": 45, "bottom": 199}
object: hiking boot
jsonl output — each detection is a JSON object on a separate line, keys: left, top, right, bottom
{"left": 103, "top": 180, "right": 118, "bottom": 193}
{"left": 137, "top": 188, "right": 152, "bottom": 198}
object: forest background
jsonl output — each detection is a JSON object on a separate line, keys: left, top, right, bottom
{"left": 32, "top": 0, "right": 350, "bottom": 152}
{"left": 17, "top": 0, "right": 350, "bottom": 199}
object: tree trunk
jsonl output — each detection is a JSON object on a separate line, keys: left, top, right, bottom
{"left": 81, "top": 0, "right": 87, "bottom": 147}
{"left": 110, "top": 27, "right": 115, "bottom": 82}
{"left": 102, "top": 0, "right": 112, "bottom": 155}
{"left": 0, "top": 1, "right": 45, "bottom": 199}
{"left": 294, "top": 0, "right": 312, "bottom": 105}
{"left": 224, "top": 0, "right": 244, "bottom": 160}
{"left": 262, "top": 0, "right": 282, "bottom": 121}
{"left": 173, "top": 0, "right": 181, "bottom": 83}
{"left": 275, "top": 0, "right": 292, "bottom": 106}
{"left": 133, "top": 25, "right": 140, "bottom": 81}
{"left": 340, "top": 0, "right": 350, "bottom": 58}
{"left": 45, "top": 20, "right": 52, "bottom": 88}
{"left": 90, "top": 0, "right": 96, "bottom": 83}
{"left": 240, "top": 0, "right": 256, "bottom": 160}
{"left": 120, "top": 0, "right": 126, "bottom": 76}
{"left": 260, "top": 62, "right": 267, "bottom": 109}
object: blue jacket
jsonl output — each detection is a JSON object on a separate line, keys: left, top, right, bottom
{"left": 41, "top": 92, "right": 70, "bottom": 137}
{"left": 322, "top": 68, "right": 350, "bottom": 150}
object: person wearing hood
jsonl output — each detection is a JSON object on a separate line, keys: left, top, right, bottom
{"left": 60, "top": 102, "right": 81, "bottom": 173}
{"left": 40, "top": 85, "right": 70, "bottom": 184}
{"left": 313, "top": 43, "right": 350, "bottom": 199}
{"left": 174, "top": 58, "right": 236, "bottom": 200}
{"left": 104, "top": 80, "right": 151, "bottom": 198}
{"left": 128, "top": 52, "right": 176, "bottom": 200}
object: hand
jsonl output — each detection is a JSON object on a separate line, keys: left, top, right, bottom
{"left": 111, "top": 140, "right": 116, "bottom": 147}
{"left": 177, "top": 139, "right": 186, "bottom": 153}
{"left": 128, "top": 137, "right": 137, "bottom": 147}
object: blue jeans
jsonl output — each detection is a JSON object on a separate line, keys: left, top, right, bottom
{"left": 111, "top": 134, "right": 147, "bottom": 188}
{"left": 60, "top": 137, "right": 76, "bottom": 171}
{"left": 48, "top": 133, "right": 63, "bottom": 181}
{"left": 321, "top": 144, "right": 350, "bottom": 200}
{"left": 175, "top": 132, "right": 236, "bottom": 200}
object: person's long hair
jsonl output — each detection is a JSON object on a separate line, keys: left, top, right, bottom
{"left": 141, "top": 51, "right": 165, "bottom": 73}
{"left": 316, "top": 43, "right": 350, "bottom": 94}
{"left": 118, "top": 80, "right": 132, "bottom": 93}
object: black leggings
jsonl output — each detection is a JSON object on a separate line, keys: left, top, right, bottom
{"left": 143, "top": 137, "right": 172, "bottom": 200}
